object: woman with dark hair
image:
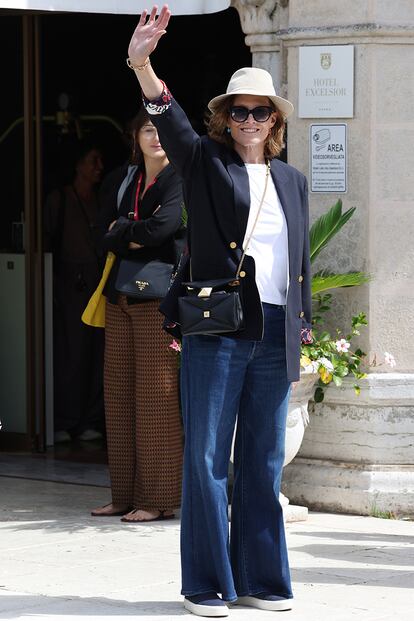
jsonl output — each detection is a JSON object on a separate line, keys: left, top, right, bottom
{"left": 125, "top": 5, "right": 312, "bottom": 616}
{"left": 44, "top": 139, "right": 105, "bottom": 443}
{"left": 91, "top": 107, "right": 184, "bottom": 522}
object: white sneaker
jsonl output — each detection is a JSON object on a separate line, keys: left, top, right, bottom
{"left": 235, "top": 594, "right": 293, "bottom": 611}
{"left": 184, "top": 593, "right": 229, "bottom": 617}
{"left": 78, "top": 429, "right": 103, "bottom": 441}
{"left": 54, "top": 430, "right": 71, "bottom": 443}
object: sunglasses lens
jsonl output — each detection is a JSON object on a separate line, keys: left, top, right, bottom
{"left": 253, "top": 106, "right": 272, "bottom": 122}
{"left": 230, "top": 106, "right": 273, "bottom": 123}
{"left": 230, "top": 107, "right": 248, "bottom": 122}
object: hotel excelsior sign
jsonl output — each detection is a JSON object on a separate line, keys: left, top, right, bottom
{"left": 299, "top": 45, "right": 354, "bottom": 118}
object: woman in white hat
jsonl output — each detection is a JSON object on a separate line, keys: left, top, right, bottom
{"left": 127, "top": 5, "right": 312, "bottom": 617}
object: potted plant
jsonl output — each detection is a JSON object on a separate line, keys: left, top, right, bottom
{"left": 284, "top": 200, "right": 370, "bottom": 472}
{"left": 282, "top": 201, "right": 400, "bottom": 515}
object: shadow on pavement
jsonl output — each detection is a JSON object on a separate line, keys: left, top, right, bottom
{"left": 289, "top": 543, "right": 414, "bottom": 566}
{"left": 0, "top": 594, "right": 188, "bottom": 618}
{"left": 290, "top": 530, "right": 414, "bottom": 544}
{"left": 291, "top": 566, "right": 413, "bottom": 587}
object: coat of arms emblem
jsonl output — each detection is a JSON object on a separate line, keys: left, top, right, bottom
{"left": 320, "top": 53, "right": 332, "bottom": 70}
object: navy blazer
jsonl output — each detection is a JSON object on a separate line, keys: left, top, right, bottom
{"left": 154, "top": 99, "right": 311, "bottom": 382}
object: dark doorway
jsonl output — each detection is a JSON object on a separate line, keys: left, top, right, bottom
{"left": 0, "top": 7, "right": 251, "bottom": 463}
{"left": 1, "top": 7, "right": 251, "bottom": 251}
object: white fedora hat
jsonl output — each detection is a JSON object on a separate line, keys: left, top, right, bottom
{"left": 207, "top": 67, "right": 294, "bottom": 119}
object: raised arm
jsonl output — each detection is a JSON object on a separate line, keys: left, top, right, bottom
{"left": 127, "top": 5, "right": 201, "bottom": 181}
{"left": 127, "top": 4, "right": 171, "bottom": 99}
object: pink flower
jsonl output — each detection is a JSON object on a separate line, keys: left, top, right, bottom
{"left": 335, "top": 338, "right": 351, "bottom": 353}
{"left": 384, "top": 352, "right": 396, "bottom": 368}
{"left": 169, "top": 339, "right": 181, "bottom": 353}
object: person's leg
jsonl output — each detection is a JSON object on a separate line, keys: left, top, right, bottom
{"left": 122, "top": 299, "right": 183, "bottom": 522}
{"left": 180, "top": 334, "right": 251, "bottom": 602}
{"left": 91, "top": 299, "right": 134, "bottom": 515}
{"left": 230, "top": 304, "right": 293, "bottom": 601}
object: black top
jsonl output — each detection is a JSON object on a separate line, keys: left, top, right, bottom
{"left": 152, "top": 99, "right": 312, "bottom": 382}
{"left": 95, "top": 162, "right": 185, "bottom": 304}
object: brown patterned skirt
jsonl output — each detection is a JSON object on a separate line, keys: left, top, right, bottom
{"left": 104, "top": 296, "right": 183, "bottom": 510}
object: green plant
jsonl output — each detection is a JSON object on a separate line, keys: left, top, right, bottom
{"left": 301, "top": 199, "right": 371, "bottom": 401}
{"left": 370, "top": 504, "right": 397, "bottom": 520}
{"left": 301, "top": 308, "right": 368, "bottom": 402}
{"left": 181, "top": 201, "right": 188, "bottom": 227}
{"left": 309, "top": 199, "right": 370, "bottom": 295}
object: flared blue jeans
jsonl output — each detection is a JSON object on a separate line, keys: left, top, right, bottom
{"left": 180, "top": 303, "right": 293, "bottom": 602}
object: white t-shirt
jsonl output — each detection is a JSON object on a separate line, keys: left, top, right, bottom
{"left": 243, "top": 163, "right": 289, "bottom": 305}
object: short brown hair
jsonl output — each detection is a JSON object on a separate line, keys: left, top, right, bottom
{"left": 206, "top": 96, "right": 286, "bottom": 159}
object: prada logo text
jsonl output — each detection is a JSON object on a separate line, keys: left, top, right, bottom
{"left": 135, "top": 280, "right": 149, "bottom": 291}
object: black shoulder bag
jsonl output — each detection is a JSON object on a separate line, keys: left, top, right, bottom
{"left": 115, "top": 258, "right": 174, "bottom": 300}
{"left": 178, "top": 161, "right": 271, "bottom": 336}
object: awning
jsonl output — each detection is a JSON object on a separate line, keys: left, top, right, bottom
{"left": 0, "top": 1, "right": 230, "bottom": 14}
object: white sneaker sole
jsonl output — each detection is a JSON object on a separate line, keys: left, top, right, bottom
{"left": 235, "top": 596, "right": 293, "bottom": 611}
{"left": 184, "top": 598, "right": 229, "bottom": 617}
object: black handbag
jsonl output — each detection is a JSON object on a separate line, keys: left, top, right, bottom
{"left": 178, "top": 278, "right": 244, "bottom": 336}
{"left": 115, "top": 259, "right": 174, "bottom": 300}
{"left": 178, "top": 161, "right": 271, "bottom": 336}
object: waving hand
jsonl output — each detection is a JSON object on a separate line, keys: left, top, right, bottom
{"left": 128, "top": 5, "right": 171, "bottom": 66}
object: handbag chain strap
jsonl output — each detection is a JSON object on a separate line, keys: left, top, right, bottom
{"left": 235, "top": 159, "right": 271, "bottom": 279}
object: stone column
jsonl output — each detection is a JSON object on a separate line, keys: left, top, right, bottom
{"left": 279, "top": 1, "right": 414, "bottom": 515}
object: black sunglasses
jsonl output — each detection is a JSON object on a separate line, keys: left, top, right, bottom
{"left": 230, "top": 105, "right": 274, "bottom": 123}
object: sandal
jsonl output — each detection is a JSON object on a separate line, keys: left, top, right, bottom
{"left": 91, "top": 503, "right": 132, "bottom": 517}
{"left": 120, "top": 509, "right": 176, "bottom": 523}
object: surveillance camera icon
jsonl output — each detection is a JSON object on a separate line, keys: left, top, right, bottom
{"left": 313, "top": 128, "right": 331, "bottom": 151}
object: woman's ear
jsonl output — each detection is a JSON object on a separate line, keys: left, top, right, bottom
{"left": 269, "top": 111, "right": 278, "bottom": 128}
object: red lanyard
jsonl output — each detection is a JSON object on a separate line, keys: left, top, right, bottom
{"left": 133, "top": 172, "right": 156, "bottom": 221}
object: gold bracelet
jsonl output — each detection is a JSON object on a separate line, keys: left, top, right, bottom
{"left": 126, "top": 57, "right": 151, "bottom": 71}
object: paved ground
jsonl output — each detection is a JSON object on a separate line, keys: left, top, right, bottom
{"left": 0, "top": 475, "right": 413, "bottom": 621}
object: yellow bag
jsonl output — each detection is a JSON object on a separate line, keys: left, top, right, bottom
{"left": 81, "top": 252, "right": 116, "bottom": 328}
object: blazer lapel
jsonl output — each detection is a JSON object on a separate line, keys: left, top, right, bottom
{"left": 270, "top": 160, "right": 299, "bottom": 280}
{"left": 225, "top": 150, "right": 251, "bottom": 244}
